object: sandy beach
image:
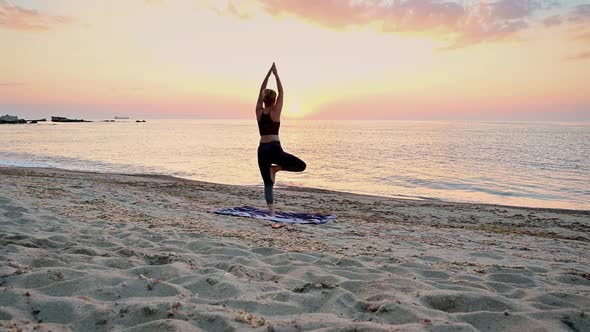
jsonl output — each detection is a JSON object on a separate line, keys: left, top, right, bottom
{"left": 0, "top": 166, "right": 589, "bottom": 331}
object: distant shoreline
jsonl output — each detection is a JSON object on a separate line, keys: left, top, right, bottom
{"left": 3, "top": 117, "right": 590, "bottom": 124}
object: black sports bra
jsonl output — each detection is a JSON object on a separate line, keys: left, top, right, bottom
{"left": 258, "top": 111, "right": 280, "bottom": 135}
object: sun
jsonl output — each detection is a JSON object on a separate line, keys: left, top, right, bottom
{"left": 284, "top": 104, "right": 306, "bottom": 118}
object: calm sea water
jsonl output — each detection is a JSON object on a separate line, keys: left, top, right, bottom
{"left": 0, "top": 119, "right": 588, "bottom": 210}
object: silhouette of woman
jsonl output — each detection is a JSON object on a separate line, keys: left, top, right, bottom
{"left": 256, "top": 63, "right": 306, "bottom": 227}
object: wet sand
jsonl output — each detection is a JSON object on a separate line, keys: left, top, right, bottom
{"left": 1, "top": 166, "right": 589, "bottom": 331}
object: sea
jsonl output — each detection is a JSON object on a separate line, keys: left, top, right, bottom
{"left": 1, "top": 119, "right": 588, "bottom": 210}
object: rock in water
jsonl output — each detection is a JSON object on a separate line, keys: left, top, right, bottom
{"left": 0, "top": 114, "right": 26, "bottom": 124}
{"left": 51, "top": 116, "right": 89, "bottom": 122}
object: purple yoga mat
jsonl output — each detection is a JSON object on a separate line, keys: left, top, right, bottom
{"left": 214, "top": 206, "right": 335, "bottom": 224}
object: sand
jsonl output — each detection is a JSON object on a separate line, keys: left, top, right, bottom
{"left": 0, "top": 166, "right": 589, "bottom": 331}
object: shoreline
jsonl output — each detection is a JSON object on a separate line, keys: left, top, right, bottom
{"left": 1, "top": 166, "right": 589, "bottom": 331}
{"left": 2, "top": 165, "right": 588, "bottom": 214}
{"left": 2, "top": 119, "right": 588, "bottom": 212}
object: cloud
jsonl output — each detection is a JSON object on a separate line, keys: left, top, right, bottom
{"left": 539, "top": 4, "right": 590, "bottom": 58}
{"left": 0, "top": 0, "right": 72, "bottom": 31}
{"left": 568, "top": 3, "right": 590, "bottom": 24}
{"left": 542, "top": 14, "right": 562, "bottom": 26}
{"left": 566, "top": 50, "right": 590, "bottom": 60}
{"left": 564, "top": 4, "right": 590, "bottom": 45}
{"left": 560, "top": 4, "right": 590, "bottom": 44}
{"left": 490, "top": 0, "right": 541, "bottom": 20}
{"left": 543, "top": 3, "right": 590, "bottom": 27}
{"left": 216, "top": 0, "right": 555, "bottom": 48}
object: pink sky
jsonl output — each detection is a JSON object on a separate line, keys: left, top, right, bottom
{"left": 1, "top": 0, "right": 589, "bottom": 120}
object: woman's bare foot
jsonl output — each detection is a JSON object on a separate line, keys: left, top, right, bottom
{"left": 270, "top": 165, "right": 281, "bottom": 183}
{"left": 271, "top": 223, "right": 295, "bottom": 230}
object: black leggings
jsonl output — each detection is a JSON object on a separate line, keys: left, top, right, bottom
{"left": 258, "top": 141, "right": 306, "bottom": 204}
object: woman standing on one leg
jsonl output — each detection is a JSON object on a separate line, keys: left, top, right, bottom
{"left": 256, "top": 63, "right": 306, "bottom": 226}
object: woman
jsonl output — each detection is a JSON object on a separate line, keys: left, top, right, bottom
{"left": 256, "top": 63, "right": 306, "bottom": 226}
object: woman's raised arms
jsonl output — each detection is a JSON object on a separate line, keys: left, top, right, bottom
{"left": 271, "top": 63, "right": 283, "bottom": 113}
{"left": 256, "top": 65, "right": 273, "bottom": 113}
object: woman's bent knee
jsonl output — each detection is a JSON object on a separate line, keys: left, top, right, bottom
{"left": 298, "top": 161, "right": 306, "bottom": 172}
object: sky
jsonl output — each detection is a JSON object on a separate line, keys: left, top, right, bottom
{"left": 0, "top": 0, "right": 589, "bottom": 120}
